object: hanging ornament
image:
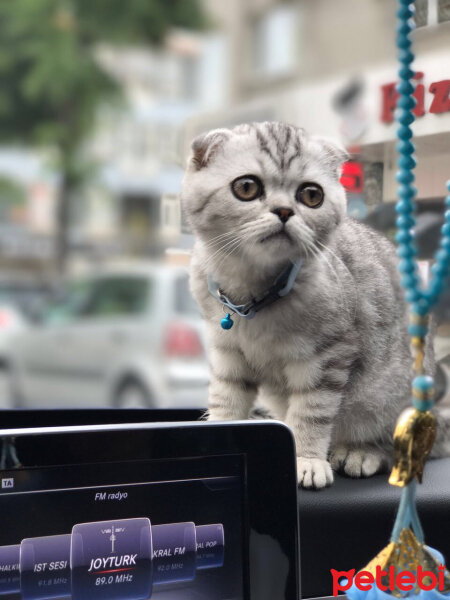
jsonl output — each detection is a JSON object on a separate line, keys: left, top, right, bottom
{"left": 346, "top": 0, "right": 450, "bottom": 597}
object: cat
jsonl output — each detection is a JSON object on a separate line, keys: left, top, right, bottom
{"left": 181, "top": 121, "right": 449, "bottom": 489}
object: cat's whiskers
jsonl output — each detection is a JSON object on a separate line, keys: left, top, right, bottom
{"left": 241, "top": 217, "right": 277, "bottom": 241}
{"left": 294, "top": 228, "right": 349, "bottom": 319}
{"left": 315, "top": 240, "right": 355, "bottom": 285}
{"left": 202, "top": 230, "right": 241, "bottom": 249}
{"left": 202, "top": 235, "right": 242, "bottom": 270}
{"left": 203, "top": 220, "right": 270, "bottom": 274}
{"left": 306, "top": 241, "right": 350, "bottom": 318}
{"left": 288, "top": 218, "right": 315, "bottom": 243}
{"left": 299, "top": 238, "right": 313, "bottom": 262}
{"left": 315, "top": 240, "right": 358, "bottom": 321}
{"left": 214, "top": 237, "right": 246, "bottom": 270}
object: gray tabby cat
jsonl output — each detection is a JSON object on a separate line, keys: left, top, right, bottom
{"left": 181, "top": 121, "right": 449, "bottom": 489}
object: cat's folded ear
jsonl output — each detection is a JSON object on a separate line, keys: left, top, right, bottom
{"left": 189, "top": 128, "right": 231, "bottom": 171}
{"left": 311, "top": 135, "right": 349, "bottom": 176}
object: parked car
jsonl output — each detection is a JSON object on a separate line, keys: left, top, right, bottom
{"left": 0, "top": 277, "right": 51, "bottom": 364}
{"left": 5, "top": 262, "right": 209, "bottom": 409}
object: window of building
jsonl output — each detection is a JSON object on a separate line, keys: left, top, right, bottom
{"left": 197, "top": 34, "right": 229, "bottom": 109}
{"left": 251, "top": 4, "right": 297, "bottom": 79}
{"left": 415, "top": 0, "right": 429, "bottom": 26}
{"left": 415, "top": 0, "right": 450, "bottom": 26}
{"left": 180, "top": 55, "right": 199, "bottom": 101}
{"left": 438, "top": 0, "right": 450, "bottom": 22}
{"left": 161, "top": 194, "right": 181, "bottom": 237}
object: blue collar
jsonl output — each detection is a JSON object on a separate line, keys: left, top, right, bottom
{"left": 207, "top": 259, "right": 303, "bottom": 329}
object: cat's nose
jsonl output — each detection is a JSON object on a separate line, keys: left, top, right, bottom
{"left": 271, "top": 207, "right": 294, "bottom": 223}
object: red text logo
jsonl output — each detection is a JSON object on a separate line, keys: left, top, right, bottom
{"left": 381, "top": 72, "right": 450, "bottom": 123}
{"left": 331, "top": 564, "right": 448, "bottom": 596}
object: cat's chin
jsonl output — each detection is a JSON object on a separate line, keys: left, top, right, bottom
{"left": 258, "top": 231, "right": 300, "bottom": 261}
{"left": 248, "top": 238, "right": 301, "bottom": 268}
{"left": 260, "top": 230, "right": 292, "bottom": 244}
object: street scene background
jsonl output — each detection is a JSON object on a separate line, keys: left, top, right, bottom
{"left": 0, "top": 0, "right": 449, "bottom": 410}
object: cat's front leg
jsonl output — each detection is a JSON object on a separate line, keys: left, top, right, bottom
{"left": 285, "top": 389, "right": 341, "bottom": 489}
{"left": 207, "top": 346, "right": 257, "bottom": 420}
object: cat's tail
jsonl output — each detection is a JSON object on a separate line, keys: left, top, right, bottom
{"left": 431, "top": 406, "right": 450, "bottom": 457}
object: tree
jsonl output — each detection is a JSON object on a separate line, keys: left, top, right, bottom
{"left": 0, "top": 0, "right": 205, "bottom": 270}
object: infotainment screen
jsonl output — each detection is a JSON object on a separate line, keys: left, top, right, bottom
{"left": 0, "top": 420, "right": 299, "bottom": 600}
{"left": 0, "top": 454, "right": 245, "bottom": 600}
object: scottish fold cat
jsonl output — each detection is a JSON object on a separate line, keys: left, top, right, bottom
{"left": 181, "top": 121, "right": 449, "bottom": 488}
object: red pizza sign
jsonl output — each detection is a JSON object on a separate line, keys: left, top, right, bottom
{"left": 340, "top": 161, "right": 364, "bottom": 193}
{"left": 381, "top": 72, "right": 450, "bottom": 123}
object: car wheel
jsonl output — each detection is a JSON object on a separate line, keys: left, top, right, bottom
{"left": 114, "top": 380, "right": 153, "bottom": 409}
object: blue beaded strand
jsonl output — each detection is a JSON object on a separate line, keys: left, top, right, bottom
{"left": 346, "top": 8, "right": 450, "bottom": 599}
{"left": 395, "top": 2, "right": 450, "bottom": 411}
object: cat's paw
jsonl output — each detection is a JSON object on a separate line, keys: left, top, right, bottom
{"left": 330, "top": 446, "right": 386, "bottom": 478}
{"left": 297, "top": 457, "right": 333, "bottom": 489}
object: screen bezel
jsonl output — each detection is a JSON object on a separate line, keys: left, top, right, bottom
{"left": 0, "top": 420, "right": 300, "bottom": 600}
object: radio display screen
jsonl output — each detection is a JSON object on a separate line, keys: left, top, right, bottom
{"left": 0, "top": 454, "right": 246, "bottom": 600}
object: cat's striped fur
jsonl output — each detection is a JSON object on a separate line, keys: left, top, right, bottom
{"left": 181, "top": 122, "right": 449, "bottom": 489}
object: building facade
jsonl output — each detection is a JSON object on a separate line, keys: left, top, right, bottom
{"left": 185, "top": 0, "right": 450, "bottom": 219}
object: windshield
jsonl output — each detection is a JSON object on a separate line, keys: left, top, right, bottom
{"left": 0, "top": 0, "right": 448, "bottom": 414}
{"left": 43, "top": 277, "right": 151, "bottom": 324}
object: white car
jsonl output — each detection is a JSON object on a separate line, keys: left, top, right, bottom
{"left": 6, "top": 263, "right": 209, "bottom": 409}
{"left": 0, "top": 278, "right": 51, "bottom": 364}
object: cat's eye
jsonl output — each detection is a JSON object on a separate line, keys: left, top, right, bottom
{"left": 296, "top": 183, "right": 324, "bottom": 208}
{"left": 231, "top": 175, "right": 263, "bottom": 201}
